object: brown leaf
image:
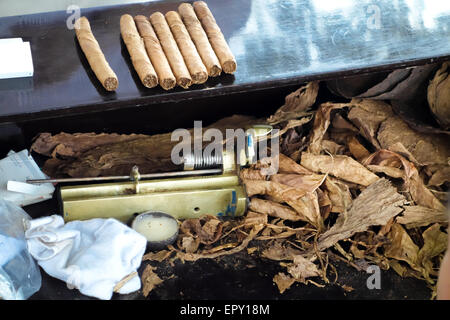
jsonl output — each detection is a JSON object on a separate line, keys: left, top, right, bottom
{"left": 286, "top": 191, "right": 324, "bottom": 230}
{"left": 364, "top": 149, "right": 445, "bottom": 211}
{"left": 323, "top": 177, "right": 352, "bottom": 213}
{"left": 273, "top": 273, "right": 296, "bottom": 294}
{"left": 301, "top": 152, "right": 379, "bottom": 186}
{"left": 31, "top": 132, "right": 148, "bottom": 158}
{"left": 428, "top": 62, "right": 450, "bottom": 129}
{"left": 278, "top": 153, "right": 312, "bottom": 175}
{"left": 142, "top": 250, "right": 173, "bottom": 262}
{"left": 244, "top": 174, "right": 325, "bottom": 226}
{"left": 418, "top": 224, "right": 448, "bottom": 279}
{"left": 239, "top": 168, "right": 266, "bottom": 181}
{"left": 347, "top": 99, "right": 394, "bottom": 149}
{"left": 181, "top": 236, "right": 200, "bottom": 253}
{"left": 243, "top": 211, "right": 268, "bottom": 228}
{"left": 331, "top": 114, "right": 359, "bottom": 133}
{"left": 262, "top": 241, "right": 303, "bottom": 261}
{"left": 318, "top": 178, "right": 406, "bottom": 250}
{"left": 428, "top": 166, "right": 450, "bottom": 187}
{"left": 287, "top": 255, "right": 320, "bottom": 281}
{"left": 200, "top": 218, "right": 223, "bottom": 244}
{"left": 180, "top": 219, "right": 202, "bottom": 237}
{"left": 347, "top": 136, "right": 371, "bottom": 162}
{"left": 267, "top": 82, "right": 319, "bottom": 125}
{"left": 384, "top": 224, "right": 420, "bottom": 270}
{"left": 244, "top": 179, "right": 306, "bottom": 202}
{"left": 366, "top": 164, "right": 404, "bottom": 179}
{"left": 38, "top": 115, "right": 259, "bottom": 177}
{"left": 141, "top": 265, "right": 164, "bottom": 297}
{"left": 249, "top": 198, "right": 303, "bottom": 222}
{"left": 396, "top": 206, "right": 448, "bottom": 229}
{"left": 270, "top": 173, "right": 327, "bottom": 195}
{"left": 177, "top": 224, "right": 264, "bottom": 261}
{"left": 179, "top": 216, "right": 224, "bottom": 245}
{"left": 321, "top": 140, "right": 346, "bottom": 155}
{"left": 308, "top": 102, "right": 352, "bottom": 154}
{"left": 377, "top": 116, "right": 450, "bottom": 166}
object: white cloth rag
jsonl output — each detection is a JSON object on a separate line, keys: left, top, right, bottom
{"left": 24, "top": 215, "right": 147, "bottom": 300}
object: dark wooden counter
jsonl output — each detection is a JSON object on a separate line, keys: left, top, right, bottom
{"left": 0, "top": 0, "right": 449, "bottom": 124}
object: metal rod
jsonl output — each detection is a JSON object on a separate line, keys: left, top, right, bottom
{"left": 26, "top": 168, "right": 223, "bottom": 184}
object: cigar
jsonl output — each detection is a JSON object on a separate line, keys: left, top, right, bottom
{"left": 193, "top": 1, "right": 236, "bottom": 74}
{"left": 134, "top": 15, "right": 176, "bottom": 90}
{"left": 165, "top": 11, "right": 208, "bottom": 84}
{"left": 178, "top": 3, "right": 221, "bottom": 77}
{"left": 75, "top": 17, "right": 118, "bottom": 91}
{"left": 149, "top": 12, "right": 192, "bottom": 89}
{"left": 120, "top": 14, "right": 158, "bottom": 88}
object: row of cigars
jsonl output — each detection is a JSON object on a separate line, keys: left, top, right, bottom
{"left": 75, "top": 1, "right": 236, "bottom": 91}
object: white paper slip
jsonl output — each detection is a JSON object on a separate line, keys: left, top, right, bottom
{"left": 0, "top": 38, "right": 34, "bottom": 79}
{"left": 0, "top": 150, "right": 54, "bottom": 207}
{"left": 7, "top": 180, "right": 50, "bottom": 196}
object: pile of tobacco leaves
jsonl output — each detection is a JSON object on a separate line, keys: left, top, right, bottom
{"left": 31, "top": 80, "right": 449, "bottom": 299}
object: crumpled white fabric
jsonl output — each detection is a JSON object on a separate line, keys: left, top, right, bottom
{"left": 24, "top": 215, "right": 147, "bottom": 300}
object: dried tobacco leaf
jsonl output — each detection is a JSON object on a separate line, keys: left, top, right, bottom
{"left": 269, "top": 173, "right": 327, "bottom": 195}
{"left": 418, "top": 224, "right": 448, "bottom": 279}
{"left": 396, "top": 206, "right": 448, "bottom": 229}
{"left": 181, "top": 236, "right": 200, "bottom": 253}
{"left": 286, "top": 255, "right": 320, "bottom": 282}
{"left": 331, "top": 114, "right": 359, "bottom": 133}
{"left": 320, "top": 140, "right": 346, "bottom": 155}
{"left": 387, "top": 142, "right": 421, "bottom": 167}
{"left": 278, "top": 153, "right": 312, "bottom": 175}
{"left": 347, "top": 136, "right": 370, "bottom": 162}
{"left": 286, "top": 191, "right": 324, "bottom": 230}
{"left": 244, "top": 179, "right": 305, "bottom": 201}
{"left": 267, "top": 82, "right": 319, "bottom": 125}
{"left": 428, "top": 62, "right": 450, "bottom": 130}
{"left": 384, "top": 224, "right": 420, "bottom": 272}
{"left": 307, "top": 102, "right": 352, "bottom": 154}
{"left": 200, "top": 218, "right": 223, "bottom": 244}
{"left": 142, "top": 249, "right": 173, "bottom": 262}
{"left": 273, "top": 273, "right": 296, "bottom": 294}
{"left": 249, "top": 198, "right": 303, "bottom": 221}
{"left": 377, "top": 116, "right": 450, "bottom": 166}
{"left": 366, "top": 165, "right": 404, "bottom": 179}
{"left": 318, "top": 178, "right": 406, "bottom": 251}
{"left": 347, "top": 99, "right": 394, "bottom": 149}
{"left": 243, "top": 175, "right": 326, "bottom": 228}
{"left": 428, "top": 166, "right": 450, "bottom": 187}
{"left": 141, "top": 265, "right": 164, "bottom": 297}
{"left": 261, "top": 241, "right": 303, "bottom": 261}
{"left": 364, "top": 149, "right": 445, "bottom": 211}
{"left": 180, "top": 216, "right": 224, "bottom": 245}
{"left": 176, "top": 224, "right": 264, "bottom": 262}
{"left": 323, "top": 177, "right": 352, "bottom": 214}
{"left": 31, "top": 132, "right": 148, "bottom": 158}
{"left": 38, "top": 115, "right": 259, "bottom": 177}
{"left": 301, "top": 152, "right": 379, "bottom": 186}
{"left": 243, "top": 211, "right": 268, "bottom": 228}
{"left": 239, "top": 168, "right": 266, "bottom": 181}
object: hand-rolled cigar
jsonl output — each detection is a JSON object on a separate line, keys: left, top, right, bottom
{"left": 149, "top": 12, "right": 192, "bottom": 89}
{"left": 193, "top": 1, "right": 236, "bottom": 74}
{"left": 165, "top": 11, "right": 208, "bottom": 84}
{"left": 120, "top": 14, "right": 158, "bottom": 88}
{"left": 134, "top": 15, "right": 176, "bottom": 90}
{"left": 75, "top": 17, "right": 118, "bottom": 91}
{"left": 178, "top": 3, "right": 221, "bottom": 77}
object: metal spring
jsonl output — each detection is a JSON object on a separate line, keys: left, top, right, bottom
{"left": 183, "top": 150, "right": 223, "bottom": 170}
